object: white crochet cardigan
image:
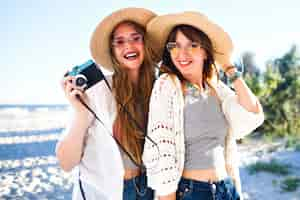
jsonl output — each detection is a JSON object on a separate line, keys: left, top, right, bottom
{"left": 143, "top": 73, "right": 264, "bottom": 197}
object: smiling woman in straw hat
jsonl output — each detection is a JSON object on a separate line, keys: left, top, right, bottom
{"left": 56, "top": 7, "right": 157, "bottom": 200}
{"left": 142, "top": 11, "right": 264, "bottom": 200}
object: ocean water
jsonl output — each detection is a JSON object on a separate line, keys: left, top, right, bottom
{"left": 0, "top": 104, "right": 73, "bottom": 199}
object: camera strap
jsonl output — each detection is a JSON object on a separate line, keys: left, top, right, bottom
{"left": 75, "top": 75, "right": 159, "bottom": 200}
{"left": 78, "top": 171, "right": 87, "bottom": 200}
{"left": 76, "top": 92, "right": 153, "bottom": 170}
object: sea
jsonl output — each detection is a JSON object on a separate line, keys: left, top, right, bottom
{"left": 0, "top": 104, "right": 73, "bottom": 200}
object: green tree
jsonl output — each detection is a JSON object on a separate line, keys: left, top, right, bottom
{"left": 256, "top": 45, "right": 300, "bottom": 137}
{"left": 274, "top": 45, "right": 299, "bottom": 76}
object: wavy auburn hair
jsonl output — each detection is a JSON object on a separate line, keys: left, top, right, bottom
{"left": 110, "top": 21, "right": 156, "bottom": 165}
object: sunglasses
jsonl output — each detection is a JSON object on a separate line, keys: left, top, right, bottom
{"left": 166, "top": 42, "right": 202, "bottom": 55}
{"left": 112, "top": 34, "right": 143, "bottom": 48}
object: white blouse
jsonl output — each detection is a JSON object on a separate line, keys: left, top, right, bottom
{"left": 60, "top": 75, "right": 125, "bottom": 200}
{"left": 142, "top": 73, "right": 264, "bottom": 197}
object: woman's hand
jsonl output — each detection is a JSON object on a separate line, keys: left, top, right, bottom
{"left": 56, "top": 74, "right": 95, "bottom": 171}
{"left": 222, "top": 64, "right": 262, "bottom": 114}
{"left": 222, "top": 64, "right": 237, "bottom": 76}
{"left": 61, "top": 75, "right": 93, "bottom": 126}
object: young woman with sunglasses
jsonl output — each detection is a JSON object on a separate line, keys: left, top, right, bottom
{"left": 143, "top": 11, "right": 264, "bottom": 200}
{"left": 56, "top": 8, "right": 157, "bottom": 200}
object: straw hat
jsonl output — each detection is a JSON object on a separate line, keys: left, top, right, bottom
{"left": 147, "top": 11, "right": 233, "bottom": 66}
{"left": 90, "top": 7, "right": 156, "bottom": 71}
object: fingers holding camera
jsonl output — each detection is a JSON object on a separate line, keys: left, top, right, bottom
{"left": 61, "top": 76, "right": 90, "bottom": 116}
{"left": 62, "top": 76, "right": 82, "bottom": 96}
{"left": 61, "top": 76, "right": 73, "bottom": 91}
{"left": 69, "top": 88, "right": 85, "bottom": 100}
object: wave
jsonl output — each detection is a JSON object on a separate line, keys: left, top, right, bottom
{"left": 0, "top": 105, "right": 70, "bottom": 132}
{"left": 0, "top": 104, "right": 68, "bottom": 110}
{"left": 0, "top": 104, "right": 68, "bottom": 116}
{"left": 0, "top": 128, "right": 64, "bottom": 138}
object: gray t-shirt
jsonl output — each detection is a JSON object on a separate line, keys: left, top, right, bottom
{"left": 183, "top": 89, "right": 228, "bottom": 169}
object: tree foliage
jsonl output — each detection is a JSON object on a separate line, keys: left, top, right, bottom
{"left": 243, "top": 45, "right": 300, "bottom": 137}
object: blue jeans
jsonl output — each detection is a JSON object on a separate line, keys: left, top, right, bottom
{"left": 176, "top": 177, "right": 240, "bottom": 200}
{"left": 123, "top": 173, "right": 154, "bottom": 200}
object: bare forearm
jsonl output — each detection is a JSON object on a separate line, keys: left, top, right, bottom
{"left": 232, "top": 78, "right": 261, "bottom": 113}
{"left": 224, "top": 65, "right": 261, "bottom": 113}
{"left": 56, "top": 117, "right": 89, "bottom": 171}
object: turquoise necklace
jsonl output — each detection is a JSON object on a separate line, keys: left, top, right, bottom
{"left": 185, "top": 82, "right": 209, "bottom": 98}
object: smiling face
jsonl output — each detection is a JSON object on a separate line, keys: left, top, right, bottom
{"left": 161, "top": 25, "right": 216, "bottom": 85}
{"left": 169, "top": 30, "right": 207, "bottom": 82}
{"left": 111, "top": 22, "right": 145, "bottom": 77}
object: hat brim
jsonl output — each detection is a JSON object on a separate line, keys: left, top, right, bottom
{"left": 147, "top": 11, "right": 233, "bottom": 66}
{"left": 90, "top": 7, "right": 156, "bottom": 71}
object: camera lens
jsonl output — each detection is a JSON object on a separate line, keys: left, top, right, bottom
{"left": 74, "top": 74, "right": 87, "bottom": 88}
{"left": 76, "top": 77, "right": 86, "bottom": 86}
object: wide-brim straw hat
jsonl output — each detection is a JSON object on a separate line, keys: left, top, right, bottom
{"left": 90, "top": 7, "right": 156, "bottom": 71}
{"left": 147, "top": 11, "right": 233, "bottom": 66}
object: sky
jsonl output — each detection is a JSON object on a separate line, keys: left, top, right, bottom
{"left": 1, "top": 0, "right": 299, "bottom": 104}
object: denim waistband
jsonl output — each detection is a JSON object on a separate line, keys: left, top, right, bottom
{"left": 178, "top": 177, "right": 239, "bottom": 200}
{"left": 124, "top": 173, "right": 147, "bottom": 188}
{"left": 123, "top": 173, "right": 150, "bottom": 197}
{"left": 179, "top": 177, "right": 234, "bottom": 192}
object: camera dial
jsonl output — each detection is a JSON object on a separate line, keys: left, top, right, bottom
{"left": 74, "top": 74, "right": 87, "bottom": 90}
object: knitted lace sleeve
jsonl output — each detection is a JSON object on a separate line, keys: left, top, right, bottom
{"left": 143, "top": 74, "right": 183, "bottom": 196}
{"left": 216, "top": 81, "right": 264, "bottom": 139}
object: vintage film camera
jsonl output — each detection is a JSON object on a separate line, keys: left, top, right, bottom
{"left": 67, "top": 60, "right": 105, "bottom": 90}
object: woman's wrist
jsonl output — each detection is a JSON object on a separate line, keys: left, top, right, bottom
{"left": 224, "top": 65, "right": 242, "bottom": 83}
{"left": 228, "top": 71, "right": 242, "bottom": 83}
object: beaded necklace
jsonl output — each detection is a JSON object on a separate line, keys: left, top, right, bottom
{"left": 185, "top": 82, "right": 209, "bottom": 97}
{"left": 184, "top": 82, "right": 210, "bottom": 105}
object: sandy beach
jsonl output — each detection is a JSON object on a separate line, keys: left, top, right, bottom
{"left": 0, "top": 106, "right": 299, "bottom": 199}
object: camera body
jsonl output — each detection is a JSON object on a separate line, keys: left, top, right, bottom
{"left": 68, "top": 60, "right": 105, "bottom": 90}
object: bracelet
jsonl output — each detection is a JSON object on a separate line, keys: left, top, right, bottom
{"left": 228, "top": 71, "right": 242, "bottom": 83}
{"left": 224, "top": 65, "right": 236, "bottom": 74}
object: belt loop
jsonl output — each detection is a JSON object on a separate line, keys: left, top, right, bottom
{"left": 133, "top": 174, "right": 147, "bottom": 196}
{"left": 210, "top": 182, "right": 216, "bottom": 200}
{"left": 189, "top": 179, "right": 193, "bottom": 192}
{"left": 183, "top": 179, "right": 193, "bottom": 193}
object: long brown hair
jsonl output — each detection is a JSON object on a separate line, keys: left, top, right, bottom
{"left": 110, "top": 21, "right": 155, "bottom": 165}
{"left": 160, "top": 25, "right": 219, "bottom": 88}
